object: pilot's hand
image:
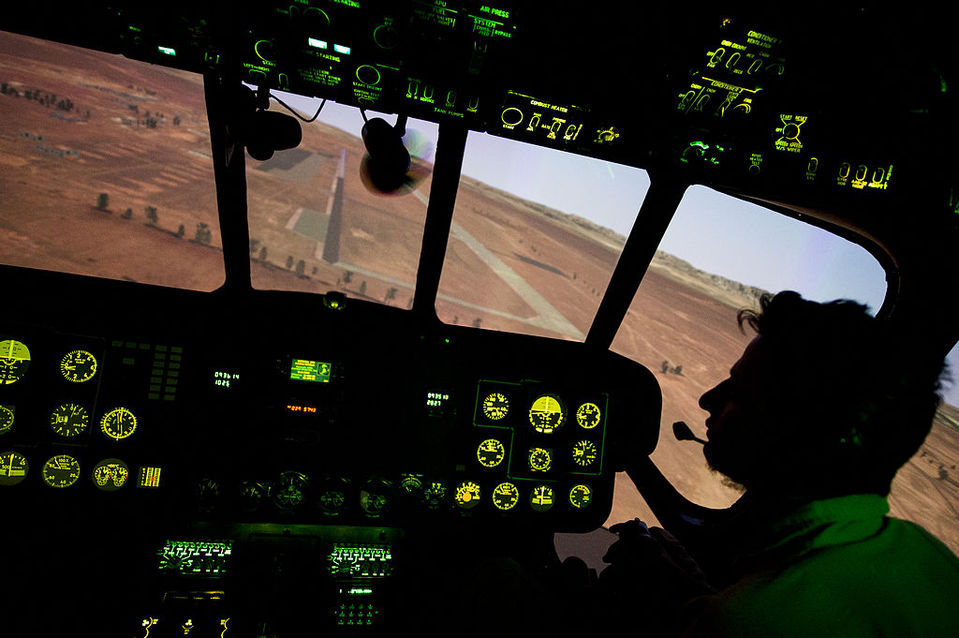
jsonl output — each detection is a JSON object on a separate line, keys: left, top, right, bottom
{"left": 601, "top": 519, "right": 711, "bottom": 599}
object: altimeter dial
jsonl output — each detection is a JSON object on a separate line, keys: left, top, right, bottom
{"left": 60, "top": 350, "right": 98, "bottom": 383}
{"left": 576, "top": 402, "right": 601, "bottom": 429}
{"left": 482, "top": 392, "right": 510, "bottom": 421}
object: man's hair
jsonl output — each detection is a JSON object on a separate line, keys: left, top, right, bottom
{"left": 737, "top": 291, "right": 946, "bottom": 495}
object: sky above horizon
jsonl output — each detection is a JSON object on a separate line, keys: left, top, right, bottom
{"left": 278, "top": 94, "right": 958, "bottom": 405}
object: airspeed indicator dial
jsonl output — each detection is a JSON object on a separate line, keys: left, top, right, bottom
{"left": 481, "top": 392, "right": 510, "bottom": 421}
{"left": 60, "top": 350, "right": 97, "bottom": 383}
{"left": 42, "top": 455, "right": 81, "bottom": 488}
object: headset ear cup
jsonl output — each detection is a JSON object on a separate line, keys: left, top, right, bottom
{"left": 361, "top": 117, "right": 412, "bottom": 193}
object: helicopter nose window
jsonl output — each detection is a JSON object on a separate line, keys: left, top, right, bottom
{"left": 246, "top": 98, "right": 437, "bottom": 310}
{"left": 435, "top": 131, "right": 650, "bottom": 338}
{"left": 0, "top": 30, "right": 224, "bottom": 290}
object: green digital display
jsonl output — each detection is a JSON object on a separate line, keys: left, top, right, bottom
{"left": 158, "top": 540, "right": 232, "bottom": 577}
{"left": 328, "top": 544, "right": 393, "bottom": 578}
{"left": 290, "top": 359, "right": 332, "bottom": 383}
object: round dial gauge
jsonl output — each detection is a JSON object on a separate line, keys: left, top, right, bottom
{"left": 454, "top": 480, "right": 481, "bottom": 509}
{"left": 492, "top": 482, "right": 520, "bottom": 511}
{"left": 528, "top": 447, "right": 553, "bottom": 472}
{"left": 530, "top": 485, "right": 555, "bottom": 512}
{"left": 100, "top": 407, "right": 137, "bottom": 440}
{"left": 482, "top": 392, "right": 510, "bottom": 421}
{"left": 0, "top": 451, "right": 28, "bottom": 485}
{"left": 42, "top": 454, "right": 81, "bottom": 488}
{"left": 576, "top": 402, "right": 601, "bottom": 429}
{"left": 92, "top": 458, "right": 129, "bottom": 491}
{"left": 424, "top": 480, "right": 448, "bottom": 509}
{"left": 529, "top": 394, "right": 565, "bottom": 433}
{"left": 569, "top": 484, "right": 593, "bottom": 509}
{"left": 0, "top": 405, "right": 14, "bottom": 435}
{"left": 60, "top": 350, "right": 98, "bottom": 383}
{"left": 50, "top": 403, "right": 89, "bottom": 438}
{"left": 273, "top": 471, "right": 310, "bottom": 510}
{"left": 399, "top": 473, "right": 424, "bottom": 497}
{"left": 571, "top": 440, "right": 598, "bottom": 467}
{"left": 0, "top": 340, "right": 31, "bottom": 385}
{"left": 477, "top": 439, "right": 506, "bottom": 468}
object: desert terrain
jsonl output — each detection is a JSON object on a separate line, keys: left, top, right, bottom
{"left": 3, "top": 31, "right": 958, "bottom": 558}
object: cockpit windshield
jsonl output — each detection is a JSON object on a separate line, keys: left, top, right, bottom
{"left": 0, "top": 31, "right": 224, "bottom": 290}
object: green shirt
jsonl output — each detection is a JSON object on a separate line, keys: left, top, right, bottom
{"left": 684, "top": 495, "right": 959, "bottom": 637}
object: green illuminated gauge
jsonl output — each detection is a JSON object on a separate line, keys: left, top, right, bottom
{"left": 528, "top": 447, "right": 553, "bottom": 472}
{"left": 571, "top": 440, "right": 598, "bottom": 468}
{"left": 482, "top": 392, "right": 510, "bottom": 421}
{"left": 273, "top": 471, "right": 310, "bottom": 510}
{"left": 0, "top": 451, "right": 28, "bottom": 486}
{"left": 360, "top": 479, "right": 391, "bottom": 518}
{"left": 529, "top": 394, "right": 565, "bottom": 433}
{"left": 92, "top": 458, "right": 129, "bottom": 491}
{"left": 239, "top": 480, "right": 270, "bottom": 511}
{"left": 0, "top": 405, "right": 14, "bottom": 435}
{"left": 477, "top": 438, "right": 506, "bottom": 468}
{"left": 399, "top": 473, "right": 424, "bottom": 497}
{"left": 0, "top": 340, "right": 31, "bottom": 385}
{"left": 100, "top": 407, "right": 137, "bottom": 440}
{"left": 42, "top": 454, "right": 81, "bottom": 488}
{"left": 59, "top": 350, "right": 97, "bottom": 383}
{"left": 530, "top": 485, "right": 555, "bottom": 512}
{"left": 50, "top": 403, "right": 89, "bottom": 438}
{"left": 576, "top": 402, "right": 601, "bottom": 429}
{"left": 492, "top": 482, "right": 520, "bottom": 511}
{"left": 454, "top": 480, "right": 481, "bottom": 509}
{"left": 423, "top": 480, "right": 448, "bottom": 509}
{"left": 569, "top": 484, "right": 593, "bottom": 509}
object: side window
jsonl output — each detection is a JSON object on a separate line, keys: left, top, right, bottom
{"left": 604, "top": 185, "right": 958, "bottom": 558}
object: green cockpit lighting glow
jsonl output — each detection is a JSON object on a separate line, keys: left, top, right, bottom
{"left": 157, "top": 46, "right": 176, "bottom": 56}
{"left": 492, "top": 482, "right": 519, "bottom": 511}
{"left": 309, "top": 38, "right": 329, "bottom": 49}
{"left": 158, "top": 540, "right": 232, "bottom": 577}
{"left": 529, "top": 394, "right": 565, "bottom": 433}
{"left": 137, "top": 466, "right": 162, "bottom": 488}
{"left": 334, "top": 44, "right": 351, "bottom": 55}
{"left": 290, "top": 359, "right": 332, "bottom": 383}
{"left": 0, "top": 339, "right": 31, "bottom": 384}
{"left": 328, "top": 544, "right": 392, "bottom": 578}
{"left": 774, "top": 114, "right": 807, "bottom": 153}
{"left": 424, "top": 480, "right": 448, "bottom": 509}
{"left": 93, "top": 458, "right": 129, "bottom": 490}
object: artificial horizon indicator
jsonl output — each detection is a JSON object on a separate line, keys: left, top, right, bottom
{"left": 481, "top": 392, "right": 509, "bottom": 420}
{"left": 101, "top": 407, "right": 137, "bottom": 440}
{"left": 529, "top": 394, "right": 565, "bottom": 433}
{"left": 0, "top": 339, "right": 31, "bottom": 384}
{"left": 42, "top": 454, "right": 81, "bottom": 488}
{"left": 59, "top": 349, "right": 97, "bottom": 383}
{"left": 50, "top": 403, "right": 89, "bottom": 438}
{"left": 0, "top": 451, "right": 28, "bottom": 486}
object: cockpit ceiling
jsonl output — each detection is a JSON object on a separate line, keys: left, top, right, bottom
{"left": 5, "top": 4, "right": 957, "bottom": 219}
